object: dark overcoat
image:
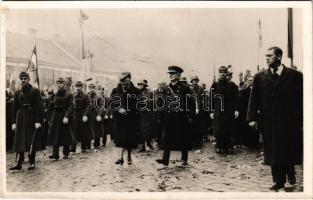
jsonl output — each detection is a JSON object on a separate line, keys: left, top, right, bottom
{"left": 47, "top": 88, "right": 74, "bottom": 146}
{"left": 12, "top": 84, "right": 44, "bottom": 152}
{"left": 247, "top": 66, "right": 303, "bottom": 166}
{"left": 73, "top": 91, "right": 94, "bottom": 142}
{"left": 110, "top": 82, "right": 140, "bottom": 149}
{"left": 6, "top": 91, "right": 14, "bottom": 151}
{"left": 162, "top": 82, "right": 194, "bottom": 151}
{"left": 210, "top": 79, "right": 239, "bottom": 143}
{"left": 89, "top": 91, "right": 104, "bottom": 138}
{"left": 138, "top": 88, "right": 156, "bottom": 142}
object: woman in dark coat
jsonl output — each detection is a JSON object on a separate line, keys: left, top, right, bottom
{"left": 110, "top": 72, "right": 140, "bottom": 165}
{"left": 47, "top": 78, "right": 74, "bottom": 159}
{"left": 73, "top": 81, "right": 94, "bottom": 153}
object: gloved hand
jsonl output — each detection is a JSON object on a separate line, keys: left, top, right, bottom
{"left": 63, "top": 117, "right": 69, "bottom": 124}
{"left": 35, "top": 123, "right": 41, "bottom": 129}
{"left": 210, "top": 113, "right": 214, "bottom": 119}
{"left": 118, "top": 108, "right": 126, "bottom": 115}
{"left": 12, "top": 124, "right": 16, "bottom": 131}
{"left": 82, "top": 116, "right": 88, "bottom": 122}
{"left": 104, "top": 115, "right": 109, "bottom": 119}
{"left": 249, "top": 121, "right": 257, "bottom": 129}
{"left": 96, "top": 115, "right": 102, "bottom": 122}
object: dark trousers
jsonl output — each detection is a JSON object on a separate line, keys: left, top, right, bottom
{"left": 102, "top": 135, "right": 107, "bottom": 147}
{"left": 81, "top": 141, "right": 88, "bottom": 150}
{"left": 271, "top": 165, "right": 295, "bottom": 185}
{"left": 162, "top": 149, "right": 188, "bottom": 162}
{"left": 94, "top": 137, "right": 100, "bottom": 148}
{"left": 16, "top": 151, "right": 36, "bottom": 165}
{"left": 53, "top": 146, "right": 70, "bottom": 158}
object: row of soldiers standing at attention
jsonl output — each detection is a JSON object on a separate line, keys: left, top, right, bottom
{"left": 6, "top": 65, "right": 259, "bottom": 170}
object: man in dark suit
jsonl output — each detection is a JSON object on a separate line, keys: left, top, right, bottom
{"left": 247, "top": 47, "right": 303, "bottom": 191}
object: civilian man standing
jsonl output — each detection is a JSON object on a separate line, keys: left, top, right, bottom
{"left": 247, "top": 47, "right": 303, "bottom": 191}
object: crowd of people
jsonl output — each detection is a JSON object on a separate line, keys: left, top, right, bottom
{"left": 6, "top": 46, "right": 303, "bottom": 191}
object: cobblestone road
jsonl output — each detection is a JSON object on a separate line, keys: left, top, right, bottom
{"left": 6, "top": 140, "right": 303, "bottom": 192}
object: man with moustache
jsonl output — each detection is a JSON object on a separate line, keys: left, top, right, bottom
{"left": 47, "top": 78, "right": 74, "bottom": 160}
{"left": 247, "top": 47, "right": 303, "bottom": 191}
{"left": 10, "top": 72, "right": 44, "bottom": 170}
{"left": 156, "top": 66, "right": 194, "bottom": 166}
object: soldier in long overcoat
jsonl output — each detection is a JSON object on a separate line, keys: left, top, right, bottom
{"left": 210, "top": 66, "right": 239, "bottom": 156}
{"left": 102, "top": 87, "right": 112, "bottom": 146}
{"left": 10, "top": 72, "right": 44, "bottom": 170}
{"left": 247, "top": 47, "right": 303, "bottom": 190}
{"left": 110, "top": 72, "right": 140, "bottom": 165}
{"left": 154, "top": 82, "right": 167, "bottom": 149}
{"left": 88, "top": 83, "right": 105, "bottom": 149}
{"left": 156, "top": 66, "right": 194, "bottom": 166}
{"left": 137, "top": 79, "right": 156, "bottom": 151}
{"left": 46, "top": 78, "right": 74, "bottom": 159}
{"left": 73, "top": 81, "right": 94, "bottom": 153}
{"left": 190, "top": 75, "right": 207, "bottom": 149}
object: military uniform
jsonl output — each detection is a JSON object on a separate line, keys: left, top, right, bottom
{"left": 73, "top": 81, "right": 94, "bottom": 152}
{"left": 210, "top": 67, "right": 239, "bottom": 155}
{"left": 47, "top": 78, "right": 74, "bottom": 159}
{"left": 156, "top": 66, "right": 194, "bottom": 166}
{"left": 88, "top": 84, "right": 105, "bottom": 149}
{"left": 6, "top": 90, "right": 14, "bottom": 151}
{"left": 10, "top": 72, "right": 44, "bottom": 170}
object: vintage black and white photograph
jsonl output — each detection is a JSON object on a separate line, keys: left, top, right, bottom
{"left": 1, "top": 1, "right": 312, "bottom": 198}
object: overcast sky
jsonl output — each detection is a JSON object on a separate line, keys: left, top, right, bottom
{"left": 6, "top": 8, "right": 303, "bottom": 84}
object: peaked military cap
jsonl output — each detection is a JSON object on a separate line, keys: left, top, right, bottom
{"left": 218, "top": 66, "right": 228, "bottom": 72}
{"left": 88, "top": 83, "right": 96, "bottom": 88}
{"left": 75, "top": 81, "right": 83, "bottom": 87}
{"left": 137, "top": 79, "right": 148, "bottom": 86}
{"left": 190, "top": 75, "right": 199, "bottom": 82}
{"left": 180, "top": 77, "right": 187, "bottom": 83}
{"left": 56, "top": 77, "right": 65, "bottom": 83}
{"left": 19, "top": 71, "right": 29, "bottom": 79}
{"left": 168, "top": 66, "right": 184, "bottom": 74}
{"left": 119, "top": 72, "right": 131, "bottom": 81}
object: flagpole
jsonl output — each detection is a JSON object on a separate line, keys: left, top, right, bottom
{"left": 287, "top": 8, "right": 294, "bottom": 68}
{"left": 35, "top": 46, "right": 40, "bottom": 89}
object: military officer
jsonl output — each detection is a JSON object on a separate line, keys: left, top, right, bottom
{"left": 73, "top": 81, "right": 94, "bottom": 153}
{"left": 156, "top": 66, "right": 194, "bottom": 166}
{"left": 10, "top": 72, "right": 44, "bottom": 170}
{"left": 210, "top": 66, "right": 239, "bottom": 156}
{"left": 46, "top": 78, "right": 74, "bottom": 160}
{"left": 88, "top": 83, "right": 104, "bottom": 149}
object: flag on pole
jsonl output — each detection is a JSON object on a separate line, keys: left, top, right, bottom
{"left": 26, "top": 46, "right": 40, "bottom": 88}
{"left": 79, "top": 9, "right": 89, "bottom": 59}
{"left": 287, "top": 8, "right": 293, "bottom": 62}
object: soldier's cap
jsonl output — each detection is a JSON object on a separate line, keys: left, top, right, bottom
{"left": 168, "top": 66, "right": 183, "bottom": 74}
{"left": 19, "top": 71, "right": 29, "bottom": 79}
{"left": 180, "top": 77, "right": 187, "bottom": 83}
{"left": 119, "top": 72, "right": 131, "bottom": 81}
{"left": 75, "top": 81, "right": 84, "bottom": 87}
{"left": 190, "top": 75, "right": 199, "bottom": 82}
{"left": 137, "top": 79, "right": 148, "bottom": 86}
{"left": 88, "top": 83, "right": 96, "bottom": 88}
{"left": 56, "top": 77, "right": 65, "bottom": 83}
{"left": 158, "top": 82, "right": 167, "bottom": 86}
{"left": 218, "top": 66, "right": 228, "bottom": 72}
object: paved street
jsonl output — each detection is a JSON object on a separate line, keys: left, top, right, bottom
{"left": 6, "top": 140, "right": 303, "bottom": 192}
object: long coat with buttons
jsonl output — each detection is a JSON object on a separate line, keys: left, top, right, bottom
{"left": 162, "top": 81, "right": 194, "bottom": 151}
{"left": 73, "top": 91, "right": 94, "bottom": 142}
{"left": 88, "top": 91, "right": 104, "bottom": 138}
{"left": 110, "top": 82, "right": 140, "bottom": 149}
{"left": 12, "top": 84, "right": 44, "bottom": 152}
{"left": 210, "top": 79, "right": 239, "bottom": 145}
{"left": 247, "top": 66, "right": 303, "bottom": 166}
{"left": 46, "top": 88, "right": 74, "bottom": 146}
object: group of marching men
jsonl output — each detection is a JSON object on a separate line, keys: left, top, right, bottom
{"left": 6, "top": 46, "right": 303, "bottom": 191}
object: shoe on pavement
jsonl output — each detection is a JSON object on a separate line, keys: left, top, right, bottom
{"left": 9, "top": 164, "right": 22, "bottom": 171}
{"left": 269, "top": 183, "right": 285, "bottom": 191}
{"left": 156, "top": 159, "right": 169, "bottom": 166}
{"left": 27, "top": 163, "right": 35, "bottom": 170}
